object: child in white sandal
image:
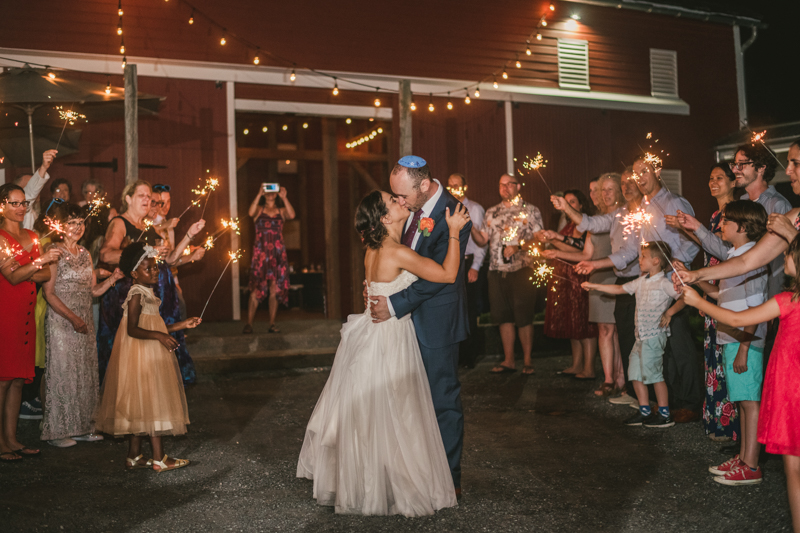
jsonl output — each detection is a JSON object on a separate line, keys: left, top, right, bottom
{"left": 94, "top": 242, "right": 201, "bottom": 472}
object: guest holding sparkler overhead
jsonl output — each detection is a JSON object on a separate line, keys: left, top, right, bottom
{"left": 13, "top": 150, "right": 57, "bottom": 231}
{"left": 97, "top": 180, "right": 205, "bottom": 385}
{"left": 0, "top": 184, "right": 63, "bottom": 461}
{"left": 41, "top": 204, "right": 124, "bottom": 448}
{"left": 242, "top": 184, "right": 295, "bottom": 335}
{"left": 547, "top": 175, "right": 622, "bottom": 393}
{"left": 472, "top": 174, "right": 543, "bottom": 375}
{"left": 537, "top": 189, "right": 598, "bottom": 379}
{"left": 619, "top": 156, "right": 703, "bottom": 423}
{"left": 552, "top": 169, "right": 644, "bottom": 407}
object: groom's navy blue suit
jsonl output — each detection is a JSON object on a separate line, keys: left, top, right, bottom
{"left": 389, "top": 188, "right": 471, "bottom": 488}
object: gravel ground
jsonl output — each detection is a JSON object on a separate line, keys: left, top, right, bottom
{"left": 0, "top": 355, "right": 792, "bottom": 532}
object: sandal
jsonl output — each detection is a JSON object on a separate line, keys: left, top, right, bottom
{"left": 490, "top": 365, "right": 517, "bottom": 374}
{"left": 13, "top": 447, "right": 41, "bottom": 458}
{"left": 522, "top": 366, "right": 536, "bottom": 375}
{"left": 268, "top": 324, "right": 280, "bottom": 333}
{"left": 152, "top": 454, "right": 190, "bottom": 473}
{"left": 125, "top": 454, "right": 153, "bottom": 470}
{"left": 594, "top": 383, "right": 616, "bottom": 397}
{"left": 242, "top": 324, "right": 253, "bottom": 334}
{"left": 0, "top": 452, "right": 22, "bottom": 462}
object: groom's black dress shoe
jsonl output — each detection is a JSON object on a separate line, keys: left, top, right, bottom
{"left": 455, "top": 488, "right": 462, "bottom": 501}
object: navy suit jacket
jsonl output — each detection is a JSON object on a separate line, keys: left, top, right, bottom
{"left": 389, "top": 188, "right": 471, "bottom": 349}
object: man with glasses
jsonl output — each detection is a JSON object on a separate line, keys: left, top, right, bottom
{"left": 12, "top": 149, "right": 57, "bottom": 231}
{"left": 472, "top": 174, "right": 543, "bottom": 374}
{"left": 152, "top": 184, "right": 172, "bottom": 224}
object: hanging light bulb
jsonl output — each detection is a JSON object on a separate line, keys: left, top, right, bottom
{"left": 105, "top": 79, "right": 112, "bottom": 95}
{"left": 410, "top": 99, "right": 416, "bottom": 111}
{"left": 428, "top": 93, "right": 434, "bottom": 112}
{"left": 374, "top": 88, "right": 381, "bottom": 107}
{"left": 253, "top": 52, "right": 260, "bottom": 65}
{"left": 120, "top": 42, "right": 125, "bottom": 55}
{"left": 121, "top": 56, "right": 127, "bottom": 69}
{"left": 220, "top": 35, "right": 227, "bottom": 46}
{"left": 117, "top": 20, "right": 123, "bottom": 35}
{"left": 118, "top": 1, "right": 123, "bottom": 16}
{"left": 493, "top": 76, "right": 499, "bottom": 89}
{"left": 526, "top": 41, "right": 532, "bottom": 56}
{"left": 515, "top": 55, "right": 522, "bottom": 68}
{"left": 550, "top": 3, "right": 555, "bottom": 11}
{"left": 346, "top": 118, "right": 352, "bottom": 124}
{"left": 502, "top": 68, "right": 508, "bottom": 80}
{"left": 541, "top": 19, "right": 548, "bottom": 27}
{"left": 474, "top": 87, "right": 480, "bottom": 98}
{"left": 262, "top": 126, "right": 268, "bottom": 133}
{"left": 464, "top": 94, "right": 471, "bottom": 104}
{"left": 447, "top": 93, "right": 453, "bottom": 110}
{"left": 48, "top": 72, "right": 56, "bottom": 79}
{"left": 290, "top": 69, "right": 296, "bottom": 82}
{"left": 332, "top": 78, "right": 339, "bottom": 95}
{"left": 536, "top": 32, "right": 543, "bottom": 41}
{"left": 188, "top": 9, "right": 194, "bottom": 24}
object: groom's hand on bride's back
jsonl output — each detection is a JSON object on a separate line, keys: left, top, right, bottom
{"left": 370, "top": 296, "right": 390, "bottom": 323}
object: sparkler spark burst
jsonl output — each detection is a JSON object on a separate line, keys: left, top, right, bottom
{"left": 520, "top": 153, "right": 547, "bottom": 173}
{"left": 204, "top": 236, "right": 215, "bottom": 250}
{"left": 44, "top": 217, "right": 66, "bottom": 235}
{"left": 646, "top": 132, "right": 652, "bottom": 139}
{"left": 530, "top": 263, "right": 554, "bottom": 287}
{"left": 502, "top": 225, "right": 519, "bottom": 243}
{"left": 620, "top": 209, "right": 652, "bottom": 244}
{"left": 751, "top": 130, "right": 767, "bottom": 145}
{"left": 228, "top": 249, "right": 244, "bottom": 263}
{"left": 56, "top": 106, "right": 87, "bottom": 125}
{"left": 221, "top": 217, "right": 241, "bottom": 235}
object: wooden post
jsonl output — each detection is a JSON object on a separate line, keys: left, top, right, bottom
{"left": 398, "top": 80, "right": 412, "bottom": 157}
{"left": 124, "top": 64, "right": 138, "bottom": 185}
{"left": 322, "top": 118, "right": 341, "bottom": 319}
{"left": 349, "top": 165, "right": 365, "bottom": 314}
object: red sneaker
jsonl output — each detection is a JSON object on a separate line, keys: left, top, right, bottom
{"left": 708, "top": 455, "right": 741, "bottom": 476}
{"left": 714, "top": 465, "right": 762, "bottom": 486}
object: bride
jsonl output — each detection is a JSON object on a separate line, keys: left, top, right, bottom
{"left": 297, "top": 190, "right": 469, "bottom": 517}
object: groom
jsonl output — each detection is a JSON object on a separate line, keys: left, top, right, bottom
{"left": 370, "top": 156, "right": 471, "bottom": 498}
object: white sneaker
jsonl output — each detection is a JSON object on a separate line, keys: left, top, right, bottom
{"left": 48, "top": 438, "right": 77, "bottom": 448}
{"left": 609, "top": 393, "right": 638, "bottom": 406}
{"left": 72, "top": 433, "right": 104, "bottom": 442}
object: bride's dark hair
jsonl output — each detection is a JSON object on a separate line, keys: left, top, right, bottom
{"left": 355, "top": 190, "right": 389, "bottom": 250}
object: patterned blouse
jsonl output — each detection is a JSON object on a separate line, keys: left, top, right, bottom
{"left": 484, "top": 200, "right": 543, "bottom": 272}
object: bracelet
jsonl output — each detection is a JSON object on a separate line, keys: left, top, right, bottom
{"left": 449, "top": 236, "right": 459, "bottom": 241}
{"left": 186, "top": 232, "right": 195, "bottom": 240}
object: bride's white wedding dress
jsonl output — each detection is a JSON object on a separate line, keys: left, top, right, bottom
{"left": 297, "top": 270, "right": 457, "bottom": 517}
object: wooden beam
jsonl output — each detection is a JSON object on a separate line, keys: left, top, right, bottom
{"left": 398, "top": 80, "right": 412, "bottom": 157}
{"left": 236, "top": 147, "right": 390, "bottom": 162}
{"left": 124, "top": 64, "right": 138, "bottom": 184}
{"left": 321, "top": 118, "right": 341, "bottom": 319}
{"left": 349, "top": 165, "right": 365, "bottom": 314}
{"left": 349, "top": 162, "right": 381, "bottom": 191}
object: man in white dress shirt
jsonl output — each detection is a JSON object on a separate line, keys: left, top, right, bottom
{"left": 13, "top": 149, "right": 57, "bottom": 231}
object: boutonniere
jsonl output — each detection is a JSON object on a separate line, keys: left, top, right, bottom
{"left": 418, "top": 217, "right": 435, "bottom": 237}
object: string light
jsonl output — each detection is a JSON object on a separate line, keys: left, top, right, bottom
{"left": 243, "top": 128, "right": 249, "bottom": 135}
{"left": 289, "top": 68, "right": 296, "bottom": 82}
{"left": 253, "top": 50, "right": 260, "bottom": 65}
{"left": 345, "top": 127, "right": 384, "bottom": 148}
{"left": 536, "top": 32, "right": 542, "bottom": 40}
{"left": 346, "top": 118, "right": 352, "bottom": 124}
{"left": 526, "top": 42, "right": 532, "bottom": 56}
{"left": 410, "top": 99, "right": 416, "bottom": 111}
{"left": 550, "top": 3, "right": 555, "bottom": 11}
{"left": 188, "top": 9, "right": 194, "bottom": 24}
{"left": 474, "top": 87, "right": 480, "bottom": 98}
{"left": 282, "top": 124, "right": 288, "bottom": 131}
{"left": 493, "top": 76, "right": 499, "bottom": 89}
{"left": 105, "top": 79, "right": 112, "bottom": 95}
{"left": 121, "top": 56, "right": 127, "bottom": 69}
{"left": 464, "top": 89, "right": 471, "bottom": 104}
{"left": 48, "top": 72, "right": 56, "bottom": 79}
{"left": 447, "top": 94, "right": 453, "bottom": 110}
{"left": 303, "top": 122, "right": 309, "bottom": 129}
{"left": 117, "top": 18, "right": 123, "bottom": 35}
{"left": 220, "top": 34, "right": 227, "bottom": 46}
{"left": 332, "top": 78, "right": 339, "bottom": 95}
{"left": 541, "top": 18, "right": 548, "bottom": 27}
{"left": 428, "top": 93, "right": 434, "bottom": 112}
{"left": 118, "top": 1, "right": 123, "bottom": 16}
{"left": 374, "top": 88, "right": 381, "bottom": 107}
{"left": 502, "top": 68, "right": 508, "bottom": 80}
{"left": 120, "top": 39, "right": 125, "bottom": 55}
{"left": 515, "top": 55, "right": 522, "bottom": 68}
{"left": 262, "top": 126, "right": 268, "bottom": 132}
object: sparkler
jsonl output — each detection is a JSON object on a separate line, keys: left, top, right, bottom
{"left": 136, "top": 219, "right": 154, "bottom": 242}
{"left": 178, "top": 177, "right": 221, "bottom": 219}
{"left": 54, "top": 104, "right": 86, "bottom": 151}
{"left": 518, "top": 152, "right": 551, "bottom": 194}
{"left": 80, "top": 196, "right": 111, "bottom": 222}
{"left": 203, "top": 236, "right": 215, "bottom": 250}
{"left": 200, "top": 249, "right": 243, "bottom": 319}
{"left": 200, "top": 178, "right": 219, "bottom": 218}
{"left": 204, "top": 217, "right": 241, "bottom": 249}
{"left": 746, "top": 126, "right": 786, "bottom": 170}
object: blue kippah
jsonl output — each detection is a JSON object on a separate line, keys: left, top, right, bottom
{"left": 397, "top": 155, "right": 427, "bottom": 168}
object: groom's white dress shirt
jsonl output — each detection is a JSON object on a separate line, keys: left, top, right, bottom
{"left": 386, "top": 179, "right": 444, "bottom": 317}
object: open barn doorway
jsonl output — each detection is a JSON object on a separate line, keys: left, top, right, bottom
{"left": 235, "top": 112, "right": 392, "bottom": 321}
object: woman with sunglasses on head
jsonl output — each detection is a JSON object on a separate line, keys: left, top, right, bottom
{"left": 97, "top": 181, "right": 205, "bottom": 385}
{"left": 0, "top": 184, "right": 63, "bottom": 461}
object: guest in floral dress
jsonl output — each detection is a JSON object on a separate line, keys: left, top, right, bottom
{"left": 243, "top": 185, "right": 295, "bottom": 334}
{"left": 668, "top": 164, "right": 739, "bottom": 440}
{"left": 41, "top": 204, "right": 124, "bottom": 447}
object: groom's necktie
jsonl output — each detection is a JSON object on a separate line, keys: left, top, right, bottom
{"left": 402, "top": 209, "right": 423, "bottom": 248}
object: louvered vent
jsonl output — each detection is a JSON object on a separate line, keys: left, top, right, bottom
{"left": 650, "top": 49, "right": 678, "bottom": 98}
{"left": 660, "top": 169, "right": 682, "bottom": 195}
{"left": 557, "top": 39, "right": 590, "bottom": 91}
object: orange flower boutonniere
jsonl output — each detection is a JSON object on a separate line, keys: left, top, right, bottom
{"left": 418, "top": 217, "right": 435, "bottom": 237}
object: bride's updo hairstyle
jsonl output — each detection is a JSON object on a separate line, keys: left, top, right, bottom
{"left": 355, "top": 190, "right": 389, "bottom": 250}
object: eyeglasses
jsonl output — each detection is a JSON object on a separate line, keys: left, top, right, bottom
{"left": 65, "top": 220, "right": 85, "bottom": 227}
{"left": 729, "top": 161, "right": 755, "bottom": 171}
{"left": 4, "top": 200, "right": 31, "bottom": 208}
{"left": 153, "top": 184, "right": 171, "bottom": 193}
{"left": 150, "top": 201, "right": 165, "bottom": 207}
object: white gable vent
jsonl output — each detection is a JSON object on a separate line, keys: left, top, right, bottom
{"left": 650, "top": 49, "right": 678, "bottom": 98}
{"left": 660, "top": 169, "right": 682, "bottom": 195}
{"left": 557, "top": 39, "right": 590, "bottom": 91}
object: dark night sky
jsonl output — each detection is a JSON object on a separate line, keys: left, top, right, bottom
{"left": 734, "top": 0, "right": 800, "bottom": 126}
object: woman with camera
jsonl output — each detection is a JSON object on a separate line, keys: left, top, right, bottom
{"left": 243, "top": 184, "right": 295, "bottom": 334}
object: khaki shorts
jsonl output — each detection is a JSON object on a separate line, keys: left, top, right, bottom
{"left": 488, "top": 268, "right": 537, "bottom": 327}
